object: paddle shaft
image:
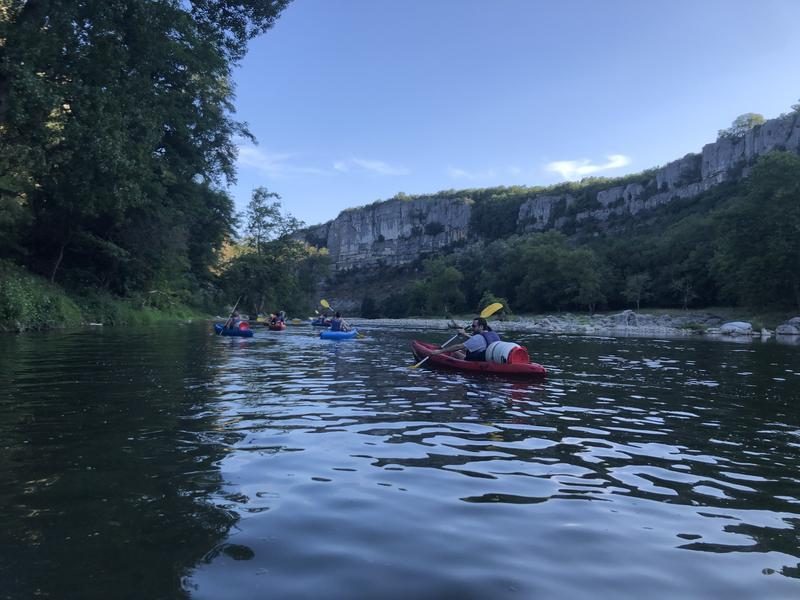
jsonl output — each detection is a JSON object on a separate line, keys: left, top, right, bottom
{"left": 224, "top": 296, "right": 242, "bottom": 329}
{"left": 412, "top": 332, "right": 460, "bottom": 368}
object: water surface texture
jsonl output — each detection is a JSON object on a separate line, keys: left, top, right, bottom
{"left": 1, "top": 323, "right": 799, "bottom": 599}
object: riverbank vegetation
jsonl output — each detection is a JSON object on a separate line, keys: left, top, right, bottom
{"left": 0, "top": 2, "right": 311, "bottom": 331}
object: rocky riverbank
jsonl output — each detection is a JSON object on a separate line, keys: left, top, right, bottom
{"left": 347, "top": 310, "right": 800, "bottom": 341}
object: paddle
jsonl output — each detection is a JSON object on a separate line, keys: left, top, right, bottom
{"left": 410, "top": 302, "right": 503, "bottom": 369}
{"left": 223, "top": 296, "right": 243, "bottom": 330}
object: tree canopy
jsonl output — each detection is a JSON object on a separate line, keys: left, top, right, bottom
{"left": 717, "top": 112, "right": 766, "bottom": 140}
{"left": 0, "top": 0, "right": 290, "bottom": 302}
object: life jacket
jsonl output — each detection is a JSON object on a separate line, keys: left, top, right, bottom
{"left": 330, "top": 318, "right": 342, "bottom": 332}
{"left": 465, "top": 330, "right": 501, "bottom": 361}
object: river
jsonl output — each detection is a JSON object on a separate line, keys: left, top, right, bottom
{"left": 1, "top": 322, "right": 798, "bottom": 599}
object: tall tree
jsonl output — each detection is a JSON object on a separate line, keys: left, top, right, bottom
{"left": 243, "top": 186, "right": 302, "bottom": 256}
{"left": 0, "top": 0, "right": 290, "bottom": 291}
{"left": 221, "top": 192, "right": 314, "bottom": 314}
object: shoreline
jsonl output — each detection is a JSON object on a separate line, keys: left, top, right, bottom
{"left": 346, "top": 310, "right": 800, "bottom": 343}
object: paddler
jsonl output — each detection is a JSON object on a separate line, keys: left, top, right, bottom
{"left": 429, "top": 317, "right": 500, "bottom": 361}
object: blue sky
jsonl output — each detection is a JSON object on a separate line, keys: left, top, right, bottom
{"left": 230, "top": 0, "right": 800, "bottom": 227}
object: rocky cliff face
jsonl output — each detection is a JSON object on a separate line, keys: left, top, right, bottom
{"left": 304, "top": 196, "right": 472, "bottom": 271}
{"left": 304, "top": 112, "right": 800, "bottom": 271}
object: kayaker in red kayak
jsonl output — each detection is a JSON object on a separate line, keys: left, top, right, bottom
{"left": 429, "top": 317, "right": 500, "bottom": 361}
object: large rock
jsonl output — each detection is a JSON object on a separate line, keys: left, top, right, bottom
{"left": 776, "top": 317, "right": 800, "bottom": 335}
{"left": 720, "top": 321, "right": 753, "bottom": 336}
{"left": 702, "top": 113, "right": 800, "bottom": 182}
{"left": 609, "top": 310, "right": 638, "bottom": 327}
{"left": 518, "top": 194, "right": 574, "bottom": 232}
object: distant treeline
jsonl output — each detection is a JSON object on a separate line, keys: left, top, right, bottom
{"left": 355, "top": 152, "right": 800, "bottom": 317}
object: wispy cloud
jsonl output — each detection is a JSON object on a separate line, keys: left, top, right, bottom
{"left": 333, "top": 158, "right": 409, "bottom": 176}
{"left": 236, "top": 144, "right": 330, "bottom": 177}
{"left": 545, "top": 154, "right": 631, "bottom": 180}
{"left": 446, "top": 166, "right": 498, "bottom": 180}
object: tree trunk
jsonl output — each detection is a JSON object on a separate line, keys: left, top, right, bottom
{"left": 50, "top": 241, "right": 65, "bottom": 283}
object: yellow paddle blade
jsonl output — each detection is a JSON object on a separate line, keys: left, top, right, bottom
{"left": 479, "top": 302, "right": 503, "bottom": 318}
{"left": 320, "top": 299, "right": 331, "bottom": 309}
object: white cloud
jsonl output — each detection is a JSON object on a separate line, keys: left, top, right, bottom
{"left": 334, "top": 158, "right": 409, "bottom": 176}
{"left": 545, "top": 154, "right": 631, "bottom": 180}
{"left": 236, "top": 144, "right": 330, "bottom": 177}
{"left": 446, "top": 166, "right": 498, "bottom": 180}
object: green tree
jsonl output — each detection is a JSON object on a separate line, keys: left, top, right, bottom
{"left": 403, "top": 258, "right": 466, "bottom": 316}
{"left": 360, "top": 296, "right": 379, "bottom": 318}
{"left": 670, "top": 277, "right": 697, "bottom": 311}
{"left": 717, "top": 112, "right": 765, "bottom": 140}
{"left": 221, "top": 194, "right": 314, "bottom": 315}
{"left": 0, "top": 0, "right": 290, "bottom": 295}
{"left": 623, "top": 273, "right": 651, "bottom": 311}
{"left": 712, "top": 152, "right": 800, "bottom": 309}
{"left": 243, "top": 187, "right": 301, "bottom": 255}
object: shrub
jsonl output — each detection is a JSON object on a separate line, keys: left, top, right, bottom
{"left": 0, "top": 260, "right": 82, "bottom": 331}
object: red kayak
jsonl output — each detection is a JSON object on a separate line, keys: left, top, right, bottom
{"left": 268, "top": 322, "right": 287, "bottom": 331}
{"left": 411, "top": 340, "right": 546, "bottom": 378}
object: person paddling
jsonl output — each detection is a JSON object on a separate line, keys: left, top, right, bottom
{"left": 429, "top": 317, "right": 500, "bottom": 361}
{"left": 329, "top": 311, "right": 351, "bottom": 332}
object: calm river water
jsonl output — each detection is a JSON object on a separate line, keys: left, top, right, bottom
{"left": 1, "top": 322, "right": 799, "bottom": 599}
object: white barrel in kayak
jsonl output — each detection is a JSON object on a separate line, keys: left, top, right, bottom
{"left": 485, "top": 341, "right": 530, "bottom": 364}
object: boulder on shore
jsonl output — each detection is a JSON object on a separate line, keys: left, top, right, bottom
{"left": 776, "top": 317, "right": 800, "bottom": 336}
{"left": 720, "top": 321, "right": 753, "bottom": 336}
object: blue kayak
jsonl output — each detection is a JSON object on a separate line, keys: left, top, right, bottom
{"left": 320, "top": 329, "right": 359, "bottom": 340}
{"left": 214, "top": 323, "right": 254, "bottom": 338}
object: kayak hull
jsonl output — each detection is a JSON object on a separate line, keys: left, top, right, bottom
{"left": 214, "top": 323, "right": 254, "bottom": 337}
{"left": 268, "top": 322, "right": 287, "bottom": 331}
{"left": 320, "top": 329, "right": 359, "bottom": 340}
{"left": 311, "top": 318, "right": 332, "bottom": 327}
{"left": 411, "top": 340, "right": 545, "bottom": 378}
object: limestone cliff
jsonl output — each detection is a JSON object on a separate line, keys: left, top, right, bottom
{"left": 303, "top": 195, "right": 471, "bottom": 271}
{"left": 303, "top": 112, "right": 800, "bottom": 271}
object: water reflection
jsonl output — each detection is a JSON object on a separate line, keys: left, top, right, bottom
{"left": 0, "top": 327, "right": 237, "bottom": 599}
{"left": 186, "top": 326, "right": 800, "bottom": 599}
{"left": 775, "top": 335, "right": 800, "bottom": 346}
{"left": 1, "top": 324, "right": 799, "bottom": 599}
